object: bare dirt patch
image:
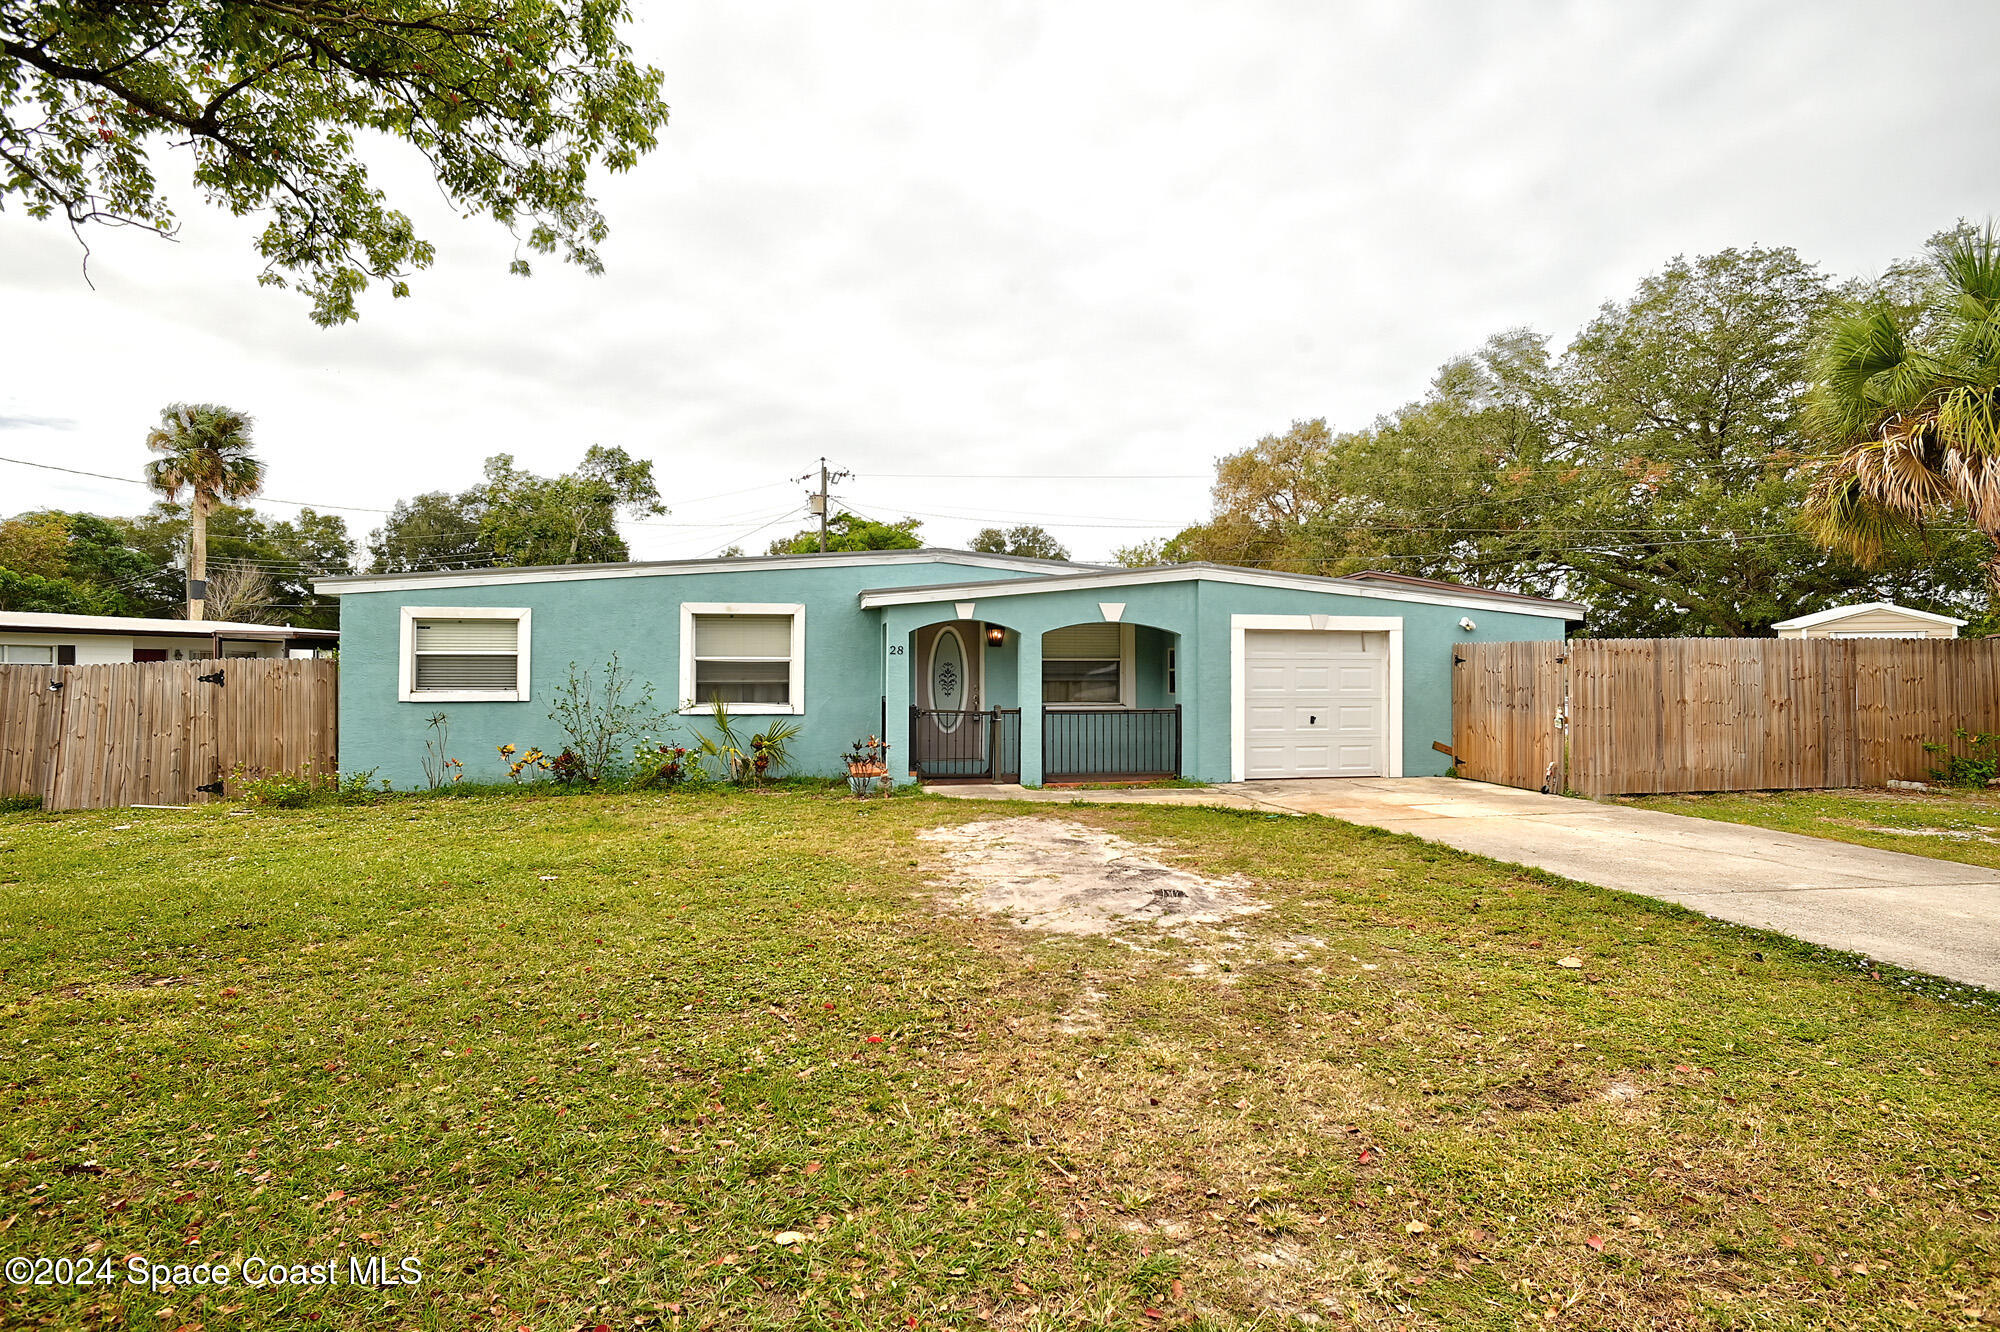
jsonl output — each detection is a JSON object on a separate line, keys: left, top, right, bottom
{"left": 919, "top": 817, "right": 1266, "bottom": 936}
{"left": 1491, "top": 1073, "right": 1585, "bottom": 1112}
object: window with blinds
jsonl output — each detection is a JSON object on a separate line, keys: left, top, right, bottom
{"left": 411, "top": 617, "right": 521, "bottom": 693}
{"left": 0, "top": 644, "right": 56, "bottom": 665}
{"left": 1042, "top": 623, "right": 1123, "bottom": 705}
{"left": 692, "top": 613, "right": 794, "bottom": 705}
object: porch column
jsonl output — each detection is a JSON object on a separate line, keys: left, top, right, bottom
{"left": 1018, "top": 628, "right": 1042, "bottom": 786}
{"left": 1175, "top": 627, "right": 1196, "bottom": 781}
{"left": 881, "top": 611, "right": 914, "bottom": 787}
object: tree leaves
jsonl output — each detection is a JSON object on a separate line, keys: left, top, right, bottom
{"left": 1164, "top": 242, "right": 1995, "bottom": 634}
{"left": 0, "top": 1, "right": 670, "bottom": 324}
{"left": 367, "top": 445, "right": 663, "bottom": 571}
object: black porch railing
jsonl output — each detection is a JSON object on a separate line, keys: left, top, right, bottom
{"left": 910, "top": 707, "right": 1021, "bottom": 783}
{"left": 1043, "top": 706, "right": 1181, "bottom": 783}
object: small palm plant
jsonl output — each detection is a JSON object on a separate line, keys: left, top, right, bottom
{"left": 1803, "top": 224, "right": 2000, "bottom": 565}
{"left": 143, "top": 403, "right": 265, "bottom": 622}
{"left": 695, "top": 697, "right": 802, "bottom": 785}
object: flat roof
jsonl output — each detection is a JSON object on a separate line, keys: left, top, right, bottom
{"left": 0, "top": 611, "right": 336, "bottom": 640}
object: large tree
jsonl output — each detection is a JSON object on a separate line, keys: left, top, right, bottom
{"left": 1, "top": 1, "right": 668, "bottom": 325}
{"left": 478, "top": 446, "right": 663, "bottom": 566}
{"left": 1165, "top": 417, "right": 1344, "bottom": 569}
{"left": 0, "top": 509, "right": 153, "bottom": 614}
{"left": 369, "top": 446, "right": 662, "bottom": 572}
{"left": 767, "top": 512, "right": 922, "bottom": 556}
{"left": 115, "top": 502, "right": 355, "bottom": 627}
{"left": 1164, "top": 245, "right": 1992, "bottom": 636}
{"left": 1804, "top": 224, "right": 2000, "bottom": 574}
{"left": 968, "top": 524, "right": 1070, "bottom": 561}
{"left": 142, "top": 403, "right": 264, "bottom": 621}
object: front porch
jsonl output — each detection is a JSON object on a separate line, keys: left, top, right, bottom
{"left": 906, "top": 702, "right": 1184, "bottom": 784}
{"left": 889, "top": 613, "right": 1186, "bottom": 786}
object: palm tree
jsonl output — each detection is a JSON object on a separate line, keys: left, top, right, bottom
{"left": 1804, "top": 224, "right": 2000, "bottom": 571}
{"left": 143, "top": 404, "right": 265, "bottom": 622}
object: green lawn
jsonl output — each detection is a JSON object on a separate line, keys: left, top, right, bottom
{"left": 1, "top": 787, "right": 1995, "bottom": 1330}
{"left": 1623, "top": 787, "right": 2000, "bottom": 872}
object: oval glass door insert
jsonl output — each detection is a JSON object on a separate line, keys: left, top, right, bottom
{"left": 931, "top": 627, "right": 967, "bottom": 730}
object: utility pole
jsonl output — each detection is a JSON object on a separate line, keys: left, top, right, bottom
{"left": 803, "top": 457, "right": 851, "bottom": 552}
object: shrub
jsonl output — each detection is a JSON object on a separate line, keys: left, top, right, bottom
{"left": 549, "top": 747, "right": 589, "bottom": 785}
{"left": 630, "top": 741, "right": 697, "bottom": 790}
{"left": 0, "top": 793, "right": 43, "bottom": 813}
{"left": 1923, "top": 728, "right": 2000, "bottom": 787}
{"left": 549, "top": 655, "right": 669, "bottom": 784}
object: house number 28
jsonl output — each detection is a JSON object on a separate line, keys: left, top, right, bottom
{"left": 888, "top": 645, "right": 904, "bottom": 655}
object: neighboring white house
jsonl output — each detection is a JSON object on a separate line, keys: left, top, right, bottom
{"left": 0, "top": 611, "right": 337, "bottom": 665}
{"left": 1771, "top": 602, "right": 1966, "bottom": 640}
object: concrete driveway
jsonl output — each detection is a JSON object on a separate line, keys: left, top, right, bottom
{"left": 1225, "top": 777, "right": 2000, "bottom": 991}
{"left": 927, "top": 777, "right": 2000, "bottom": 990}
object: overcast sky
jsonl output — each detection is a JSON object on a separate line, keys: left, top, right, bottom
{"left": 2, "top": 0, "right": 1996, "bottom": 566}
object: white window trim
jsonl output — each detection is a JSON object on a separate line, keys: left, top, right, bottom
{"left": 1041, "top": 622, "right": 1135, "bottom": 711}
{"left": 679, "top": 602, "right": 806, "bottom": 715}
{"left": 1229, "top": 614, "right": 1403, "bottom": 782}
{"left": 398, "top": 606, "right": 532, "bottom": 703}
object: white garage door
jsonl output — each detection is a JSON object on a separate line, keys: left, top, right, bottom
{"left": 1241, "top": 629, "right": 1388, "bottom": 779}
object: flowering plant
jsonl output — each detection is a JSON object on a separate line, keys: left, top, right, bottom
{"left": 631, "top": 740, "right": 698, "bottom": 790}
{"left": 841, "top": 734, "right": 891, "bottom": 773}
{"left": 498, "top": 743, "right": 552, "bottom": 782}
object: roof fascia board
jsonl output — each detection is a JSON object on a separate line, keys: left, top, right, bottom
{"left": 312, "top": 549, "right": 1096, "bottom": 597}
{"left": 0, "top": 623, "right": 333, "bottom": 639}
{"left": 1772, "top": 602, "right": 1968, "bottom": 629}
{"left": 858, "top": 564, "right": 1584, "bottom": 621}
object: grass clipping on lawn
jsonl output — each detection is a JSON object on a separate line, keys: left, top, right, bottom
{"left": 0, "top": 788, "right": 1995, "bottom": 1331}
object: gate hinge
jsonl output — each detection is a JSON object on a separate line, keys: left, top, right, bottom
{"left": 196, "top": 780, "right": 225, "bottom": 795}
{"left": 198, "top": 669, "right": 225, "bottom": 685}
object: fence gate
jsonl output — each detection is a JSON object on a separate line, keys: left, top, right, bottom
{"left": 1451, "top": 641, "right": 1568, "bottom": 792}
{"left": 910, "top": 706, "right": 1021, "bottom": 783}
{"left": 0, "top": 658, "right": 338, "bottom": 810}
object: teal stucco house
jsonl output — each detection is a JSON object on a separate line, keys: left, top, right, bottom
{"left": 316, "top": 549, "right": 1580, "bottom": 788}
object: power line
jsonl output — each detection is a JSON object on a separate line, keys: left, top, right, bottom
{"left": 0, "top": 453, "right": 397, "bottom": 513}
{"left": 697, "top": 507, "right": 807, "bottom": 559}
{"left": 863, "top": 471, "right": 1210, "bottom": 480}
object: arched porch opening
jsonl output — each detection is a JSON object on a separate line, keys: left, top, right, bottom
{"left": 904, "top": 615, "right": 1023, "bottom": 783}
{"left": 1036, "top": 620, "right": 1184, "bottom": 783}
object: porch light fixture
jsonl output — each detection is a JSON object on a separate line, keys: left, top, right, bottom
{"left": 986, "top": 625, "right": 1006, "bottom": 646}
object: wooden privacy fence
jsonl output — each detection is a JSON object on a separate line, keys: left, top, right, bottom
{"left": 1453, "top": 637, "right": 2000, "bottom": 797}
{"left": 0, "top": 658, "right": 337, "bottom": 810}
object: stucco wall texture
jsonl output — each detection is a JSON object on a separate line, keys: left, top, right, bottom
{"left": 331, "top": 556, "right": 1568, "bottom": 788}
